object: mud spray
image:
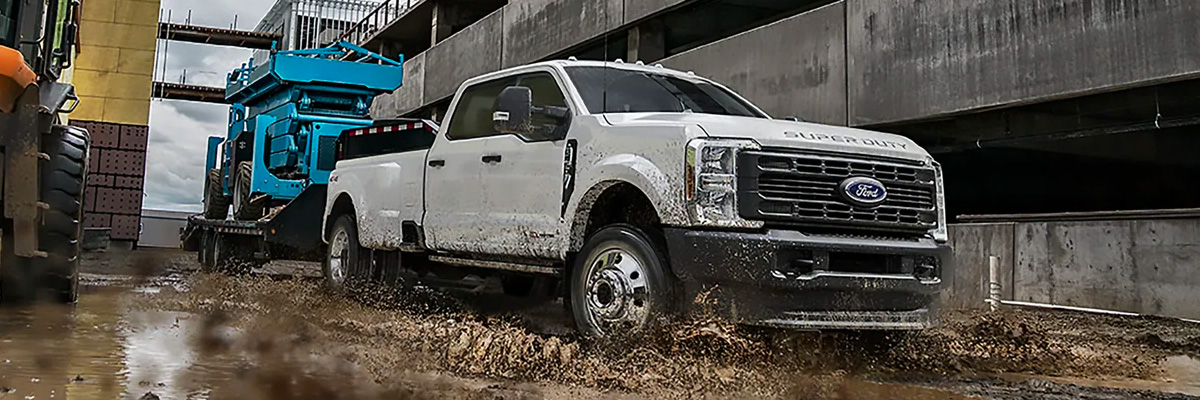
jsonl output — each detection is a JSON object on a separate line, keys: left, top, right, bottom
{"left": 130, "top": 269, "right": 1200, "bottom": 400}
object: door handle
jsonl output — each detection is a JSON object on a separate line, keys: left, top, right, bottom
{"left": 481, "top": 154, "right": 502, "bottom": 163}
{"left": 428, "top": 159, "right": 445, "bottom": 167}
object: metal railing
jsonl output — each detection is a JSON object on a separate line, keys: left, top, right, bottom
{"left": 338, "top": 0, "right": 418, "bottom": 47}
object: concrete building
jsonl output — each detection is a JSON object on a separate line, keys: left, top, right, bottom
{"left": 351, "top": 0, "right": 1200, "bottom": 317}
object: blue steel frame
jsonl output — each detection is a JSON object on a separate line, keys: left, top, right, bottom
{"left": 214, "top": 41, "right": 403, "bottom": 204}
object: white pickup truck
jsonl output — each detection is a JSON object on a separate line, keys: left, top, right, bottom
{"left": 324, "top": 60, "right": 951, "bottom": 338}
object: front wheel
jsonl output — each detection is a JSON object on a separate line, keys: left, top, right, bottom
{"left": 569, "top": 224, "right": 678, "bottom": 338}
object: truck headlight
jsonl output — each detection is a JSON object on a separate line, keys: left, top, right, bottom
{"left": 684, "top": 138, "right": 762, "bottom": 228}
{"left": 929, "top": 157, "right": 948, "bottom": 243}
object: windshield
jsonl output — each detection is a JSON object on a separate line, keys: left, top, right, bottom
{"left": 565, "top": 66, "right": 766, "bottom": 118}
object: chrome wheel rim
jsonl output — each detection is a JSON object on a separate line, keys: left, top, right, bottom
{"left": 328, "top": 229, "right": 349, "bottom": 285}
{"left": 584, "top": 247, "right": 651, "bottom": 335}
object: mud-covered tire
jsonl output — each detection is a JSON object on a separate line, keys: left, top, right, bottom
{"left": 202, "top": 232, "right": 257, "bottom": 275}
{"left": 203, "top": 169, "right": 230, "bottom": 220}
{"left": 324, "top": 215, "right": 370, "bottom": 292}
{"left": 39, "top": 126, "right": 89, "bottom": 303}
{"left": 232, "top": 161, "right": 263, "bottom": 221}
{"left": 569, "top": 224, "right": 678, "bottom": 338}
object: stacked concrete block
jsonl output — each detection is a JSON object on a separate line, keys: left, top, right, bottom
{"left": 72, "top": 120, "right": 148, "bottom": 241}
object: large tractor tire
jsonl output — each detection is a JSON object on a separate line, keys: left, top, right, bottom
{"left": 1, "top": 125, "right": 90, "bottom": 304}
{"left": 233, "top": 161, "right": 263, "bottom": 221}
{"left": 38, "top": 126, "right": 90, "bottom": 303}
{"left": 203, "top": 168, "right": 230, "bottom": 219}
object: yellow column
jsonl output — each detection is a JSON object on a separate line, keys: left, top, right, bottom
{"left": 72, "top": 0, "right": 161, "bottom": 126}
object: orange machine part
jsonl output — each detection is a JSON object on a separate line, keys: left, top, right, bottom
{"left": 0, "top": 46, "right": 36, "bottom": 113}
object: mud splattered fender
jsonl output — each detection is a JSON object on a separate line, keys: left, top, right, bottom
{"left": 563, "top": 153, "right": 683, "bottom": 254}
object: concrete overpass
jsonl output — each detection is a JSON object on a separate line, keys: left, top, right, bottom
{"left": 357, "top": 0, "right": 1200, "bottom": 218}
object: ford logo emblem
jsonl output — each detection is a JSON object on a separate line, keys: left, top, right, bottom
{"left": 839, "top": 177, "right": 887, "bottom": 206}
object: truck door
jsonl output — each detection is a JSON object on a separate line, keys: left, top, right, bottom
{"left": 474, "top": 71, "right": 573, "bottom": 259}
{"left": 423, "top": 77, "right": 514, "bottom": 253}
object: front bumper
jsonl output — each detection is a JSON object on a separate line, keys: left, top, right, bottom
{"left": 663, "top": 228, "right": 951, "bottom": 330}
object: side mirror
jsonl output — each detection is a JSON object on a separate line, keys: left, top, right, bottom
{"left": 783, "top": 116, "right": 804, "bottom": 122}
{"left": 494, "top": 86, "right": 533, "bottom": 135}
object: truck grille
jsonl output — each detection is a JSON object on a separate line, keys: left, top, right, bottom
{"left": 737, "top": 150, "right": 938, "bottom": 234}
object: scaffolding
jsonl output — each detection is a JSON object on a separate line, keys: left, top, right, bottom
{"left": 254, "top": 0, "right": 396, "bottom": 55}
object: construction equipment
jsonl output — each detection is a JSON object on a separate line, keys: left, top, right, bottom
{"left": 1, "top": 0, "right": 91, "bottom": 302}
{"left": 182, "top": 40, "right": 403, "bottom": 271}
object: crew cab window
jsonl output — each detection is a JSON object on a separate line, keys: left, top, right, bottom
{"left": 565, "top": 66, "right": 765, "bottom": 118}
{"left": 514, "top": 72, "right": 569, "bottom": 138}
{"left": 445, "top": 71, "right": 569, "bottom": 140}
{"left": 445, "top": 77, "right": 513, "bottom": 140}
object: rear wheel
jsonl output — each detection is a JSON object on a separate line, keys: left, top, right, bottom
{"left": 324, "top": 215, "right": 370, "bottom": 292}
{"left": 569, "top": 224, "right": 678, "bottom": 338}
{"left": 232, "top": 161, "right": 263, "bottom": 221}
{"left": 203, "top": 168, "right": 230, "bottom": 219}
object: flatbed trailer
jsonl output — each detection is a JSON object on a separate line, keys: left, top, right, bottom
{"left": 182, "top": 183, "right": 328, "bottom": 271}
{"left": 181, "top": 118, "right": 435, "bottom": 271}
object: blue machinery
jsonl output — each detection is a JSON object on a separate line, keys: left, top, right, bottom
{"left": 205, "top": 41, "right": 403, "bottom": 220}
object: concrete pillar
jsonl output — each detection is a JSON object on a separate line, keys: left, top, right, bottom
{"left": 431, "top": 1, "right": 458, "bottom": 46}
{"left": 627, "top": 20, "right": 666, "bottom": 62}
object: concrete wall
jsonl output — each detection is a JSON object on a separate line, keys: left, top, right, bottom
{"left": 373, "top": 0, "right": 686, "bottom": 117}
{"left": 501, "top": 0, "right": 623, "bottom": 68}
{"left": 373, "top": 0, "right": 1200, "bottom": 127}
{"left": 944, "top": 223, "right": 1015, "bottom": 309}
{"left": 660, "top": 2, "right": 848, "bottom": 125}
{"left": 425, "top": 9, "right": 504, "bottom": 103}
{"left": 846, "top": 0, "right": 1200, "bottom": 126}
{"left": 73, "top": 0, "right": 160, "bottom": 126}
{"left": 372, "top": 52, "right": 427, "bottom": 118}
{"left": 947, "top": 218, "right": 1200, "bottom": 320}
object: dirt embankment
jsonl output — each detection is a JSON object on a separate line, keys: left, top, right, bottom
{"left": 134, "top": 269, "right": 1200, "bottom": 400}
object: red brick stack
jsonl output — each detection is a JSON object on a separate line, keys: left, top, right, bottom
{"left": 70, "top": 120, "right": 149, "bottom": 241}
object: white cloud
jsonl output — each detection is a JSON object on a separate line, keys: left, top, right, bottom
{"left": 143, "top": 0, "right": 275, "bottom": 212}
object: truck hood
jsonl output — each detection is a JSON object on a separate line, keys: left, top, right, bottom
{"left": 603, "top": 113, "right": 929, "bottom": 162}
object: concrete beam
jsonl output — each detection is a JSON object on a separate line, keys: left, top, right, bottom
{"left": 847, "top": 0, "right": 1200, "bottom": 126}
{"left": 423, "top": 8, "right": 504, "bottom": 102}
{"left": 660, "top": 2, "right": 848, "bottom": 125}
{"left": 501, "top": 0, "right": 624, "bottom": 67}
{"left": 626, "top": 20, "right": 666, "bottom": 62}
{"left": 371, "top": 52, "right": 426, "bottom": 118}
{"left": 624, "top": 0, "right": 692, "bottom": 23}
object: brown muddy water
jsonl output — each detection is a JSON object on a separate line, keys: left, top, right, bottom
{"left": 1, "top": 248, "right": 1199, "bottom": 400}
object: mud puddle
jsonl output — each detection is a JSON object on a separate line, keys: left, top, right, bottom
{"left": 2, "top": 249, "right": 1200, "bottom": 399}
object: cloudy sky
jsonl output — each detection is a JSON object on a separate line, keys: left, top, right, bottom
{"left": 143, "top": 0, "right": 277, "bottom": 211}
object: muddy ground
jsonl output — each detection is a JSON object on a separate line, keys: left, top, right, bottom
{"left": 1, "top": 248, "right": 1199, "bottom": 400}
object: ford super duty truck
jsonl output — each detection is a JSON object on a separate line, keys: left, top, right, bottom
{"left": 324, "top": 59, "right": 951, "bottom": 338}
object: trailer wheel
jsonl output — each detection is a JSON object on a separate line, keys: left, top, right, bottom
{"left": 203, "top": 169, "right": 230, "bottom": 219}
{"left": 206, "top": 234, "right": 258, "bottom": 275}
{"left": 233, "top": 161, "right": 263, "bottom": 221}
{"left": 568, "top": 224, "right": 678, "bottom": 338}
{"left": 324, "top": 215, "right": 370, "bottom": 292}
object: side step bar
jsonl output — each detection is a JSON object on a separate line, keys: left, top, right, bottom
{"left": 428, "top": 255, "right": 561, "bottom": 276}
